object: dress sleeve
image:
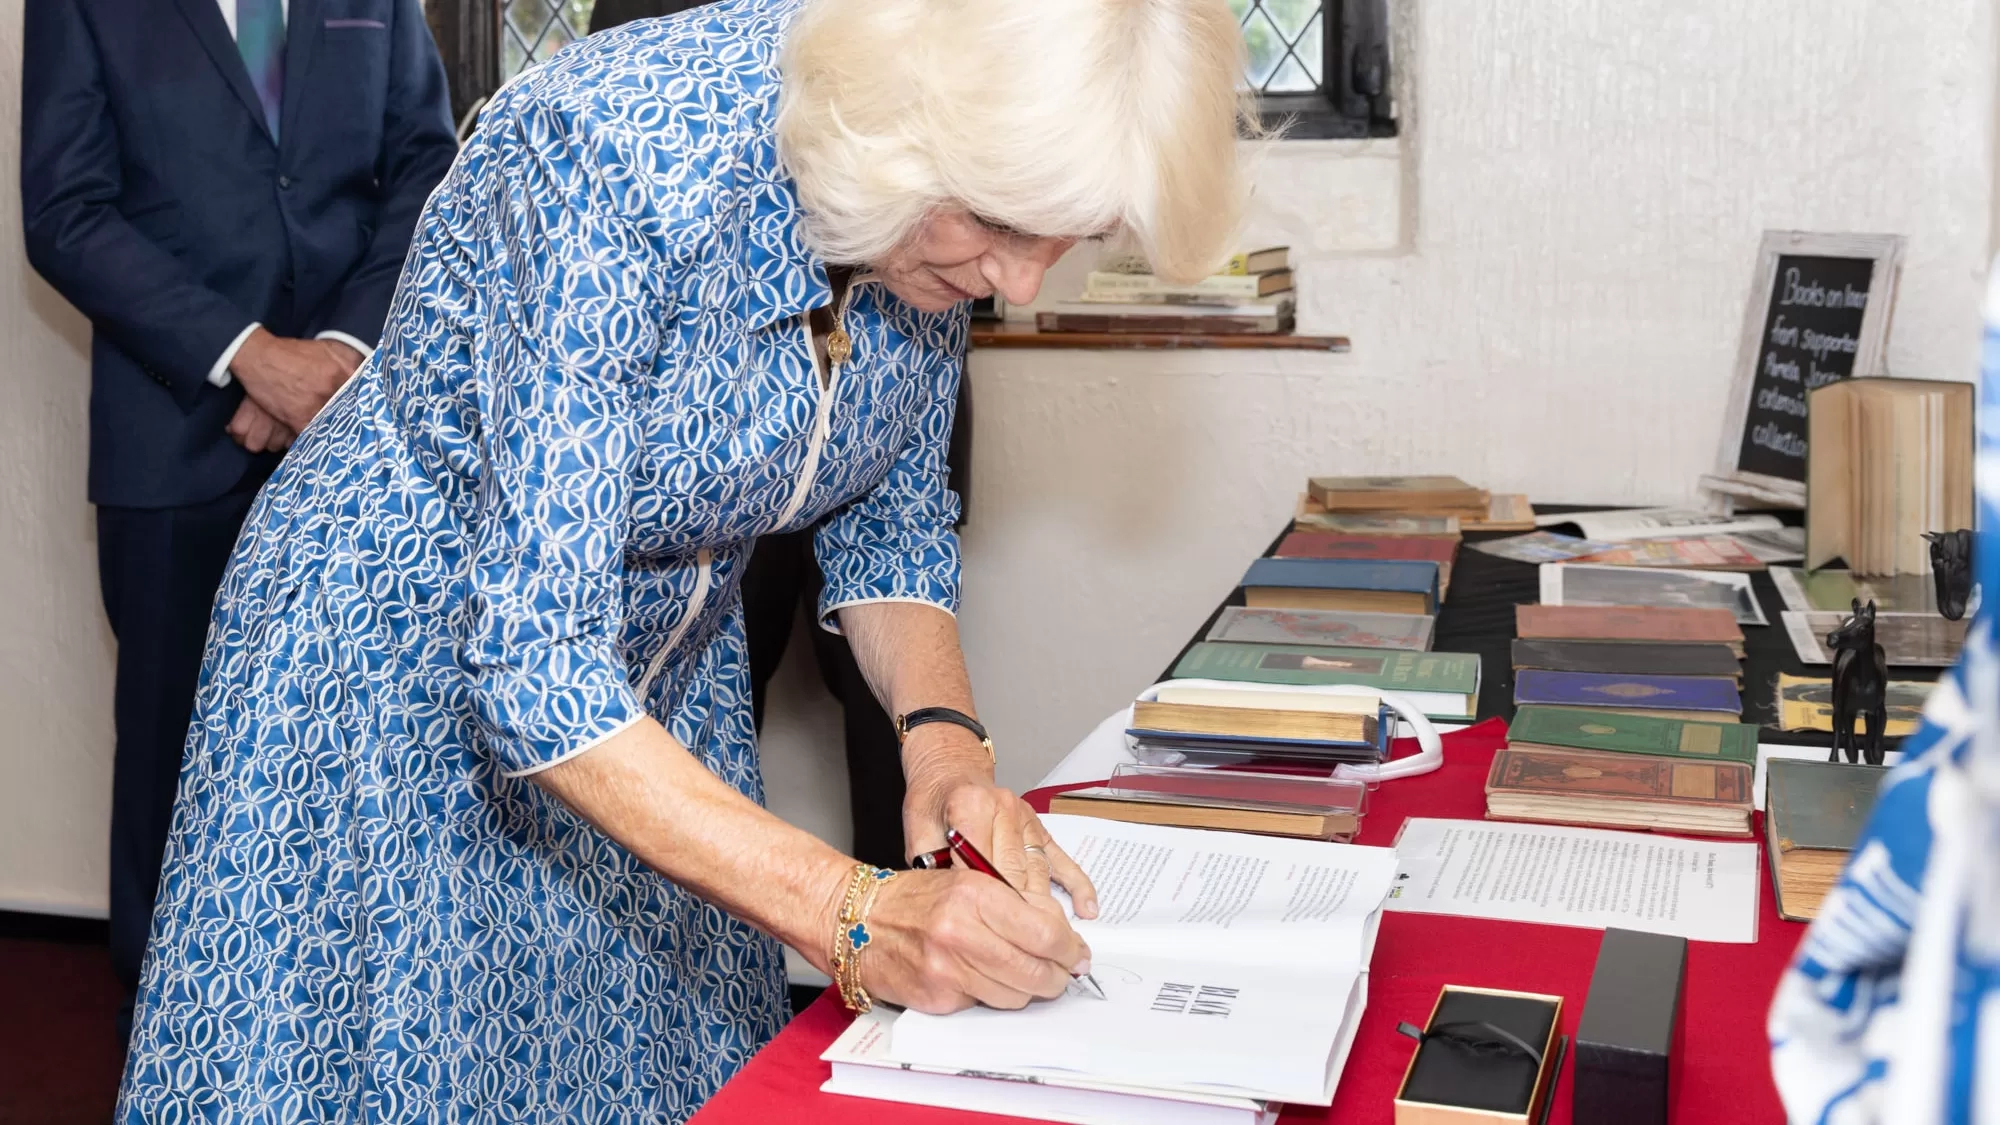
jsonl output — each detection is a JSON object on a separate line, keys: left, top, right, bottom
{"left": 812, "top": 309, "right": 969, "bottom": 633}
{"left": 461, "top": 101, "right": 664, "bottom": 777}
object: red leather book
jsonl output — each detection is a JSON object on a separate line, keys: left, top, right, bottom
{"left": 1275, "top": 531, "right": 1459, "bottom": 592}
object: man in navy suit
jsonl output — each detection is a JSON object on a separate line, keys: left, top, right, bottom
{"left": 20, "top": 0, "right": 456, "bottom": 1022}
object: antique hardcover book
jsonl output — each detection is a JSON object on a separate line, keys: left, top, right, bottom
{"left": 1806, "top": 377, "right": 1974, "bottom": 575}
{"left": 1484, "top": 748, "right": 1755, "bottom": 836}
{"left": 1130, "top": 700, "right": 1377, "bottom": 745}
{"left": 1049, "top": 789, "right": 1358, "bottom": 842}
{"left": 1765, "top": 758, "right": 1888, "bottom": 920}
{"left": 1038, "top": 300, "right": 1294, "bottom": 335}
{"left": 1506, "top": 705, "right": 1756, "bottom": 765}
{"left": 1223, "top": 246, "right": 1291, "bottom": 275}
{"left": 1081, "top": 268, "right": 1294, "bottom": 302}
{"left": 1205, "top": 606, "right": 1435, "bottom": 651}
{"left": 1514, "top": 605, "right": 1745, "bottom": 656}
{"left": 1509, "top": 639, "right": 1743, "bottom": 681}
{"left": 1291, "top": 499, "right": 1462, "bottom": 537}
{"left": 1460, "top": 493, "right": 1538, "bottom": 532}
{"left": 1513, "top": 670, "right": 1742, "bottom": 720}
{"left": 1172, "top": 642, "right": 1480, "bottom": 719}
{"left": 1239, "top": 557, "right": 1440, "bottom": 616}
{"left": 1273, "top": 532, "right": 1459, "bottom": 593}
{"left": 1306, "top": 475, "right": 1488, "bottom": 517}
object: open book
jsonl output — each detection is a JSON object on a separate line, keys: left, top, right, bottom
{"left": 881, "top": 815, "right": 1398, "bottom": 1107}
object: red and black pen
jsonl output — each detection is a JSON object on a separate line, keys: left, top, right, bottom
{"left": 915, "top": 828, "right": 1107, "bottom": 1000}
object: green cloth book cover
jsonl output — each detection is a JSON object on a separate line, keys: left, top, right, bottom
{"left": 1506, "top": 705, "right": 1756, "bottom": 764}
{"left": 1172, "top": 642, "right": 1478, "bottom": 694}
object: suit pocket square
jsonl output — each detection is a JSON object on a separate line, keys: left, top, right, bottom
{"left": 324, "top": 17, "right": 386, "bottom": 28}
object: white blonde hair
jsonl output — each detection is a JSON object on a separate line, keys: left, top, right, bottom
{"left": 776, "top": 0, "right": 1252, "bottom": 282}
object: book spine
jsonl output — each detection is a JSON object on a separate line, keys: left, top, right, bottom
{"left": 1082, "top": 272, "right": 1268, "bottom": 300}
{"left": 1036, "top": 311, "right": 1290, "bottom": 335}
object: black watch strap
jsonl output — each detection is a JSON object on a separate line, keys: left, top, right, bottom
{"left": 895, "top": 707, "right": 994, "bottom": 761}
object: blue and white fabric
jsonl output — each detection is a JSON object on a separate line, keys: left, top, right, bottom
{"left": 117, "top": 2, "right": 968, "bottom": 1119}
{"left": 1768, "top": 263, "right": 2000, "bottom": 1122}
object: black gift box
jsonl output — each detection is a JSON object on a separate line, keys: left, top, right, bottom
{"left": 1394, "top": 986, "right": 1564, "bottom": 1125}
{"left": 1572, "top": 928, "right": 1686, "bottom": 1125}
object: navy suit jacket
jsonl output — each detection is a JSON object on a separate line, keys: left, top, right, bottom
{"left": 21, "top": 0, "right": 456, "bottom": 509}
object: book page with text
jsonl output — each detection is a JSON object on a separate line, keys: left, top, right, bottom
{"left": 1043, "top": 814, "right": 1398, "bottom": 969}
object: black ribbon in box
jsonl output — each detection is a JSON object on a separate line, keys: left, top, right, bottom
{"left": 1394, "top": 986, "right": 1566, "bottom": 1125}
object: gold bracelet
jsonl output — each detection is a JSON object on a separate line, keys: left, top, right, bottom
{"left": 831, "top": 863, "right": 897, "bottom": 1013}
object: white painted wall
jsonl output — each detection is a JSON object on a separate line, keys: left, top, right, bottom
{"left": 3, "top": 0, "right": 1995, "bottom": 909}
{"left": 760, "top": 0, "right": 2000, "bottom": 847}
{"left": 0, "top": 0, "right": 118, "bottom": 915}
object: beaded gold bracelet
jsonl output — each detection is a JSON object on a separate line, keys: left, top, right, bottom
{"left": 831, "top": 863, "right": 898, "bottom": 1013}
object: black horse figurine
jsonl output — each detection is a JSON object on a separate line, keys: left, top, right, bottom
{"left": 1827, "top": 599, "right": 1889, "bottom": 766}
{"left": 1925, "top": 529, "right": 1974, "bottom": 621}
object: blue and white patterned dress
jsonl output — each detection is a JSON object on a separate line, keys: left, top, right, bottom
{"left": 117, "top": 3, "right": 966, "bottom": 1120}
{"left": 1767, "top": 263, "right": 2000, "bottom": 1124}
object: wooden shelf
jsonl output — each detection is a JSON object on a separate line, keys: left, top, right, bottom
{"left": 969, "top": 322, "right": 1350, "bottom": 352}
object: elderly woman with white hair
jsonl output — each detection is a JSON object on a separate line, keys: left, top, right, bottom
{"left": 116, "top": 0, "right": 1248, "bottom": 1119}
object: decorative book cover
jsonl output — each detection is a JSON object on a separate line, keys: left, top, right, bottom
{"left": 1241, "top": 556, "right": 1441, "bottom": 595}
{"left": 1172, "top": 642, "right": 1479, "bottom": 696}
{"left": 1487, "top": 748, "right": 1751, "bottom": 808}
{"left": 1274, "top": 532, "right": 1459, "bottom": 567}
{"left": 1205, "top": 606, "right": 1434, "bottom": 651}
{"left": 1514, "top": 670, "right": 1742, "bottom": 715}
{"left": 1766, "top": 758, "right": 1887, "bottom": 853}
{"left": 1514, "top": 605, "right": 1744, "bottom": 645}
{"left": 1506, "top": 705, "right": 1756, "bottom": 764}
{"left": 1776, "top": 673, "right": 1933, "bottom": 737}
{"left": 1509, "top": 639, "right": 1743, "bottom": 679}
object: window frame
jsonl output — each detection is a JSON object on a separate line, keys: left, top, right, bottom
{"left": 1248, "top": 0, "right": 1395, "bottom": 139}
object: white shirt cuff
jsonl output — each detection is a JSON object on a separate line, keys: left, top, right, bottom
{"left": 315, "top": 330, "right": 375, "bottom": 365}
{"left": 208, "top": 322, "right": 262, "bottom": 388}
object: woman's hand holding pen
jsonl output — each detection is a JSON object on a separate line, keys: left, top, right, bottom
{"left": 900, "top": 726, "right": 1101, "bottom": 918}
{"left": 856, "top": 866, "right": 1094, "bottom": 1014}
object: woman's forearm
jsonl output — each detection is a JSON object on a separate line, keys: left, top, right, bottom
{"left": 530, "top": 717, "right": 853, "bottom": 972}
{"left": 839, "top": 601, "right": 994, "bottom": 781}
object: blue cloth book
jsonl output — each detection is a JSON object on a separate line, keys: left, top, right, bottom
{"left": 1513, "top": 670, "right": 1742, "bottom": 716}
{"left": 1239, "top": 557, "right": 1441, "bottom": 615}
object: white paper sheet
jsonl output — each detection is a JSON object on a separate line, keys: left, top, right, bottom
{"left": 1384, "top": 817, "right": 1760, "bottom": 943}
{"left": 1532, "top": 506, "right": 1785, "bottom": 542}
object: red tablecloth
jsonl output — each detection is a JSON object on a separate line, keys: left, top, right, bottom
{"left": 693, "top": 720, "right": 1803, "bottom": 1124}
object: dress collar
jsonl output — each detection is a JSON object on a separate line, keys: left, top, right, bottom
{"left": 737, "top": 90, "right": 834, "bottom": 333}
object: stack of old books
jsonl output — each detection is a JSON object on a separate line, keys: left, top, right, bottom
{"left": 1038, "top": 246, "right": 1296, "bottom": 335}
{"left": 1298, "top": 474, "right": 1536, "bottom": 534}
{"left": 1511, "top": 604, "right": 1746, "bottom": 722}
{"left": 1485, "top": 705, "right": 1757, "bottom": 837}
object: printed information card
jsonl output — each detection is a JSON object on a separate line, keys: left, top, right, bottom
{"left": 1385, "top": 817, "right": 1760, "bottom": 943}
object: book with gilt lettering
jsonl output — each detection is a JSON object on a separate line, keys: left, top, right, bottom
{"left": 1513, "top": 670, "right": 1742, "bottom": 720}
{"left": 1506, "top": 705, "right": 1757, "bottom": 765}
{"left": 1173, "top": 642, "right": 1480, "bottom": 719}
{"left": 1485, "top": 748, "right": 1754, "bottom": 837}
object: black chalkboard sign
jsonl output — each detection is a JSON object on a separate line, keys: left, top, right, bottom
{"left": 1708, "top": 232, "right": 1902, "bottom": 506}
{"left": 1734, "top": 255, "right": 1876, "bottom": 480}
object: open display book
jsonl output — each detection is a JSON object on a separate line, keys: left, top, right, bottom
{"left": 822, "top": 816, "right": 1398, "bottom": 1122}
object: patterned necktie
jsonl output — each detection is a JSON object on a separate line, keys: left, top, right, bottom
{"left": 235, "top": 0, "right": 284, "bottom": 140}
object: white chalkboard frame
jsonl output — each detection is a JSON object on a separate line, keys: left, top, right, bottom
{"left": 1707, "top": 230, "right": 1904, "bottom": 509}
